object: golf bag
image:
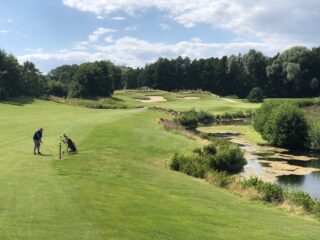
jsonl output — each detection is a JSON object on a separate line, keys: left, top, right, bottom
{"left": 61, "top": 134, "right": 78, "bottom": 154}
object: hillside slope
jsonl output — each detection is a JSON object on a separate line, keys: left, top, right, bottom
{"left": 0, "top": 99, "right": 319, "bottom": 239}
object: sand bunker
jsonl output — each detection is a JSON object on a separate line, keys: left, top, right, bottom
{"left": 138, "top": 96, "right": 167, "bottom": 103}
{"left": 178, "top": 96, "right": 200, "bottom": 100}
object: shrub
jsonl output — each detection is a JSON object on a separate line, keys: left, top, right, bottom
{"left": 314, "top": 201, "right": 320, "bottom": 218}
{"left": 253, "top": 100, "right": 283, "bottom": 133}
{"left": 202, "top": 144, "right": 217, "bottom": 155}
{"left": 254, "top": 101, "right": 309, "bottom": 148}
{"left": 170, "top": 152, "right": 209, "bottom": 178}
{"left": 265, "top": 103, "right": 308, "bottom": 148}
{"left": 284, "top": 189, "right": 315, "bottom": 212}
{"left": 207, "top": 171, "right": 235, "bottom": 188}
{"left": 174, "top": 114, "right": 198, "bottom": 129}
{"left": 170, "top": 141, "right": 245, "bottom": 178}
{"left": 308, "top": 121, "right": 320, "bottom": 151}
{"left": 210, "top": 143, "right": 246, "bottom": 173}
{"left": 247, "top": 87, "right": 264, "bottom": 103}
{"left": 260, "top": 182, "right": 284, "bottom": 203}
{"left": 220, "top": 112, "right": 233, "bottom": 120}
{"left": 197, "top": 111, "right": 215, "bottom": 124}
{"left": 233, "top": 111, "right": 246, "bottom": 118}
{"left": 241, "top": 177, "right": 284, "bottom": 203}
{"left": 174, "top": 110, "right": 214, "bottom": 129}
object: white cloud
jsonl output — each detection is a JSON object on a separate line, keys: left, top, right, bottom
{"left": 159, "top": 23, "right": 170, "bottom": 30}
{"left": 112, "top": 16, "right": 125, "bottom": 21}
{"left": 125, "top": 25, "right": 138, "bottom": 31}
{"left": 97, "top": 15, "right": 104, "bottom": 20}
{"left": 104, "top": 36, "right": 114, "bottom": 43}
{"left": 89, "top": 27, "right": 117, "bottom": 42}
{"left": 7, "top": 18, "right": 13, "bottom": 23}
{"left": 62, "top": 0, "right": 320, "bottom": 45}
{"left": 18, "top": 36, "right": 302, "bottom": 70}
{"left": 72, "top": 41, "right": 89, "bottom": 50}
{"left": 0, "top": 30, "right": 8, "bottom": 33}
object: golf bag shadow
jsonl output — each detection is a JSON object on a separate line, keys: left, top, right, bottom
{"left": 61, "top": 134, "right": 78, "bottom": 155}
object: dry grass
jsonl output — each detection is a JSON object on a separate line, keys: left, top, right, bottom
{"left": 159, "top": 119, "right": 210, "bottom": 144}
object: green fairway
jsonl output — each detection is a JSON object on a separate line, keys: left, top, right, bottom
{"left": 1, "top": 98, "right": 320, "bottom": 239}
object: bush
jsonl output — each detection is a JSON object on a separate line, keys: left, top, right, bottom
{"left": 247, "top": 87, "right": 264, "bottom": 103}
{"left": 241, "top": 177, "right": 284, "bottom": 203}
{"left": 170, "top": 153, "right": 209, "bottom": 178}
{"left": 203, "top": 144, "right": 217, "bottom": 155}
{"left": 174, "top": 114, "right": 198, "bottom": 129}
{"left": 174, "top": 110, "right": 214, "bottom": 129}
{"left": 253, "top": 100, "right": 283, "bottom": 133}
{"left": 266, "top": 103, "right": 308, "bottom": 148}
{"left": 254, "top": 101, "right": 309, "bottom": 148}
{"left": 314, "top": 201, "right": 320, "bottom": 218}
{"left": 260, "top": 182, "right": 284, "bottom": 203}
{"left": 170, "top": 141, "right": 245, "bottom": 178}
{"left": 197, "top": 111, "right": 215, "bottom": 124}
{"left": 210, "top": 143, "right": 246, "bottom": 172}
{"left": 207, "top": 171, "right": 235, "bottom": 188}
{"left": 284, "top": 189, "right": 315, "bottom": 212}
{"left": 308, "top": 121, "right": 320, "bottom": 151}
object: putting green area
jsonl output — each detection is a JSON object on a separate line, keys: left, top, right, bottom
{"left": 0, "top": 97, "right": 320, "bottom": 239}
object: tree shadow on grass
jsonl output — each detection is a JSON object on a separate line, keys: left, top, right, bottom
{"left": 0, "top": 97, "right": 35, "bottom": 106}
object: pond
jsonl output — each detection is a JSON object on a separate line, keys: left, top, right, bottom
{"left": 201, "top": 120, "right": 320, "bottom": 199}
{"left": 250, "top": 151, "right": 320, "bottom": 199}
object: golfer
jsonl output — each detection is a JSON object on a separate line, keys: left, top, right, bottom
{"left": 33, "top": 128, "right": 43, "bottom": 155}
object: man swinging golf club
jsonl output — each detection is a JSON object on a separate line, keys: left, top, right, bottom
{"left": 33, "top": 128, "right": 43, "bottom": 155}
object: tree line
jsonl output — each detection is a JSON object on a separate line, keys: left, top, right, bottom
{"left": 1, "top": 46, "right": 320, "bottom": 100}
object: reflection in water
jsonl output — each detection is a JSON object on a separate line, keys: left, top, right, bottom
{"left": 244, "top": 160, "right": 266, "bottom": 175}
{"left": 277, "top": 174, "right": 306, "bottom": 186}
{"left": 277, "top": 172, "right": 320, "bottom": 199}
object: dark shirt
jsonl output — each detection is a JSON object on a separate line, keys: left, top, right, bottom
{"left": 33, "top": 131, "right": 42, "bottom": 141}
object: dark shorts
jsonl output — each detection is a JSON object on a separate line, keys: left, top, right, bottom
{"left": 34, "top": 139, "right": 40, "bottom": 147}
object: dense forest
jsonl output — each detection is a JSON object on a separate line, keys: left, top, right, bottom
{"left": 1, "top": 46, "right": 320, "bottom": 100}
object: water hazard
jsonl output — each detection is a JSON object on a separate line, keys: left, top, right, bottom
{"left": 200, "top": 120, "right": 320, "bottom": 199}
{"left": 251, "top": 151, "right": 320, "bottom": 199}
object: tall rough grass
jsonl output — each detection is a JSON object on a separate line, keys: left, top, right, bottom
{"left": 49, "top": 96, "right": 137, "bottom": 109}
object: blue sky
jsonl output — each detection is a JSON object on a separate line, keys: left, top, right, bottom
{"left": 0, "top": 0, "right": 319, "bottom": 73}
